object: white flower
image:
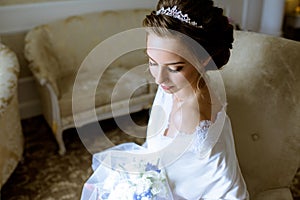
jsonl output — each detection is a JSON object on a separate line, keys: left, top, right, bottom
{"left": 107, "top": 181, "right": 134, "bottom": 200}
{"left": 97, "top": 160, "right": 171, "bottom": 200}
{"left": 142, "top": 170, "right": 160, "bottom": 180}
{"left": 103, "top": 171, "right": 120, "bottom": 190}
{"left": 135, "top": 177, "right": 152, "bottom": 194}
{"left": 151, "top": 182, "right": 162, "bottom": 195}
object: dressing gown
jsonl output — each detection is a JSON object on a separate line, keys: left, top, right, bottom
{"left": 81, "top": 86, "right": 249, "bottom": 200}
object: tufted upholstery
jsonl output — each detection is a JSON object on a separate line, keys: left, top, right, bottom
{"left": 0, "top": 43, "right": 24, "bottom": 188}
{"left": 218, "top": 31, "right": 300, "bottom": 199}
{"left": 24, "top": 9, "right": 156, "bottom": 155}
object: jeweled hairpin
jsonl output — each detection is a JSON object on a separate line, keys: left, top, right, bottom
{"left": 156, "top": 6, "right": 203, "bottom": 28}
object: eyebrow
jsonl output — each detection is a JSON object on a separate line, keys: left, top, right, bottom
{"left": 147, "top": 54, "right": 186, "bottom": 66}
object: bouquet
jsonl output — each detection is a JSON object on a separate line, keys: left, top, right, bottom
{"left": 98, "top": 161, "right": 171, "bottom": 200}
{"left": 81, "top": 144, "right": 173, "bottom": 200}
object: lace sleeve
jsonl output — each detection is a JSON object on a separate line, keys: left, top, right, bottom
{"left": 188, "top": 120, "right": 212, "bottom": 154}
{"left": 186, "top": 107, "right": 227, "bottom": 159}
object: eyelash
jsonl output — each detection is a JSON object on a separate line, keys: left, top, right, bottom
{"left": 148, "top": 61, "right": 156, "bottom": 67}
{"left": 149, "top": 61, "right": 183, "bottom": 73}
{"left": 168, "top": 67, "right": 183, "bottom": 73}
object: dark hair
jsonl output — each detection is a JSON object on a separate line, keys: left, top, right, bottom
{"left": 143, "top": 0, "right": 234, "bottom": 69}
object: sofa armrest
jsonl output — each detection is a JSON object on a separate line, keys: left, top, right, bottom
{"left": 0, "top": 43, "right": 19, "bottom": 115}
{"left": 252, "top": 188, "right": 293, "bottom": 200}
{"left": 24, "top": 25, "right": 60, "bottom": 97}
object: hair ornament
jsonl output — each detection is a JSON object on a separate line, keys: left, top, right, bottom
{"left": 156, "top": 6, "right": 203, "bottom": 28}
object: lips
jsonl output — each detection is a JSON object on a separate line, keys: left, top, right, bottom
{"left": 161, "top": 85, "right": 173, "bottom": 90}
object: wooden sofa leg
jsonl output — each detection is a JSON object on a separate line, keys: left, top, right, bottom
{"left": 56, "top": 131, "right": 66, "bottom": 155}
{"left": 52, "top": 122, "right": 66, "bottom": 155}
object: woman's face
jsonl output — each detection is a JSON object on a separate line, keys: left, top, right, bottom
{"left": 146, "top": 34, "right": 200, "bottom": 94}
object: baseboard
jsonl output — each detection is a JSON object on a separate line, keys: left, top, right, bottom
{"left": 18, "top": 76, "right": 42, "bottom": 119}
{"left": 19, "top": 99, "right": 42, "bottom": 119}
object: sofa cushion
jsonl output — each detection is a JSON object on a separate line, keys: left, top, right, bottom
{"left": 59, "top": 64, "right": 150, "bottom": 117}
{"left": 0, "top": 44, "right": 20, "bottom": 115}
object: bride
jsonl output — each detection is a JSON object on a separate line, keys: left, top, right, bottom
{"left": 81, "top": 0, "right": 249, "bottom": 199}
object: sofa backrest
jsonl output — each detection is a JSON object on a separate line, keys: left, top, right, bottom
{"left": 39, "top": 9, "right": 151, "bottom": 78}
{"left": 217, "top": 31, "right": 300, "bottom": 197}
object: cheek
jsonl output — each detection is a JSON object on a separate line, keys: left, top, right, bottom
{"left": 174, "top": 74, "right": 190, "bottom": 85}
{"left": 183, "top": 68, "right": 199, "bottom": 83}
{"left": 185, "top": 73, "right": 199, "bottom": 83}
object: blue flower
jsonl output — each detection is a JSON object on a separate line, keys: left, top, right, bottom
{"left": 133, "top": 189, "right": 153, "bottom": 200}
{"left": 145, "top": 163, "right": 161, "bottom": 173}
{"left": 143, "top": 189, "right": 153, "bottom": 198}
{"left": 101, "top": 192, "right": 110, "bottom": 199}
{"left": 133, "top": 193, "right": 140, "bottom": 200}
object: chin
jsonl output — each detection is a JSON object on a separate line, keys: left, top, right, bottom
{"left": 163, "top": 90, "right": 173, "bottom": 94}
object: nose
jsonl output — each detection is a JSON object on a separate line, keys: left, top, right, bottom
{"left": 155, "top": 66, "right": 168, "bottom": 85}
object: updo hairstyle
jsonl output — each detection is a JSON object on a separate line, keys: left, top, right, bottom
{"left": 143, "top": 0, "right": 234, "bottom": 69}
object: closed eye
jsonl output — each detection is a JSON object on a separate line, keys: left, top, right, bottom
{"left": 149, "top": 59, "right": 184, "bottom": 73}
{"left": 168, "top": 66, "right": 183, "bottom": 73}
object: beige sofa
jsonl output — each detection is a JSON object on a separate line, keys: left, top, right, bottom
{"left": 217, "top": 31, "right": 300, "bottom": 199}
{"left": 24, "top": 9, "right": 156, "bottom": 155}
{"left": 0, "top": 43, "right": 24, "bottom": 188}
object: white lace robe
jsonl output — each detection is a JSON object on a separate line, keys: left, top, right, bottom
{"left": 82, "top": 86, "right": 249, "bottom": 200}
{"left": 146, "top": 86, "right": 249, "bottom": 200}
